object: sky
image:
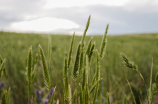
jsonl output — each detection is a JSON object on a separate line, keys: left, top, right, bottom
{"left": 0, "top": 0, "right": 158, "bottom": 35}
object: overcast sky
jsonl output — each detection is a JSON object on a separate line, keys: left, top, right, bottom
{"left": 0, "top": 0, "right": 158, "bottom": 35}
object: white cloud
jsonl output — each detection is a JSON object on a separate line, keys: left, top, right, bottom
{"left": 123, "top": 0, "right": 158, "bottom": 12}
{"left": 10, "top": 17, "right": 80, "bottom": 32}
{"left": 24, "top": 15, "right": 40, "bottom": 20}
{"left": 0, "top": 0, "right": 158, "bottom": 34}
{"left": 44, "top": 0, "right": 130, "bottom": 9}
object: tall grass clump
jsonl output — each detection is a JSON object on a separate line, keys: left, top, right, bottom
{"left": 0, "top": 15, "right": 110, "bottom": 104}
{"left": 121, "top": 53, "right": 158, "bottom": 104}
{"left": 62, "top": 15, "right": 110, "bottom": 104}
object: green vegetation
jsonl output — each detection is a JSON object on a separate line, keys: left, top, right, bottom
{"left": 0, "top": 17, "right": 158, "bottom": 104}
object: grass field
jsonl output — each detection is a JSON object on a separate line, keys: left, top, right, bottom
{"left": 0, "top": 31, "right": 158, "bottom": 104}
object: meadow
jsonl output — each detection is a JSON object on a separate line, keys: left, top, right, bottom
{"left": 0, "top": 26, "right": 158, "bottom": 103}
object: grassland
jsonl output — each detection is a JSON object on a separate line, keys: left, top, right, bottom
{"left": 0, "top": 31, "right": 158, "bottom": 104}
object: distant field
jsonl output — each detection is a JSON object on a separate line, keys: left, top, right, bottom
{"left": 0, "top": 31, "right": 158, "bottom": 104}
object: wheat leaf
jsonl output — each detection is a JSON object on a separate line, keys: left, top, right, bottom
{"left": 126, "top": 78, "right": 136, "bottom": 104}
{"left": 89, "top": 79, "right": 102, "bottom": 93}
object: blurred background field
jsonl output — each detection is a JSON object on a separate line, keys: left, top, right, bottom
{"left": 0, "top": 31, "right": 158, "bottom": 104}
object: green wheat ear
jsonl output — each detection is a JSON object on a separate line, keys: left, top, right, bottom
{"left": 86, "top": 37, "right": 93, "bottom": 55}
{"left": 100, "top": 24, "right": 109, "bottom": 59}
{"left": 72, "top": 42, "right": 81, "bottom": 81}
{"left": 27, "top": 46, "right": 32, "bottom": 83}
{"left": 27, "top": 46, "right": 33, "bottom": 104}
{"left": 38, "top": 44, "right": 51, "bottom": 91}
{"left": 1, "top": 88, "right": 10, "bottom": 104}
{"left": 85, "top": 37, "right": 95, "bottom": 62}
{"left": 79, "top": 43, "right": 84, "bottom": 77}
{"left": 120, "top": 52, "right": 138, "bottom": 70}
{"left": 88, "top": 42, "right": 95, "bottom": 63}
{"left": 64, "top": 57, "right": 69, "bottom": 100}
{"left": 68, "top": 32, "right": 75, "bottom": 68}
{"left": 96, "top": 50, "right": 100, "bottom": 80}
{"left": 82, "top": 55, "right": 89, "bottom": 89}
{"left": 0, "top": 55, "right": 7, "bottom": 79}
{"left": 0, "top": 59, "right": 5, "bottom": 79}
{"left": 81, "top": 15, "right": 91, "bottom": 45}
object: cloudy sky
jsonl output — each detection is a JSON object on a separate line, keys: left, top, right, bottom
{"left": 0, "top": 0, "right": 158, "bottom": 35}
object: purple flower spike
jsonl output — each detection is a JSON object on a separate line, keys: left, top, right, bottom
{"left": 36, "top": 89, "right": 42, "bottom": 102}
{"left": 44, "top": 101, "right": 48, "bottom": 104}
{"left": 0, "top": 83, "right": 4, "bottom": 87}
{"left": 30, "top": 100, "right": 33, "bottom": 104}
{"left": 36, "top": 89, "right": 39, "bottom": 94}
{"left": 50, "top": 88, "right": 54, "bottom": 96}
{"left": 36, "top": 89, "right": 40, "bottom": 98}
{"left": 44, "top": 97, "right": 49, "bottom": 104}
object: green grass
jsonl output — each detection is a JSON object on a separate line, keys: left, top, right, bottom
{"left": 0, "top": 31, "right": 158, "bottom": 104}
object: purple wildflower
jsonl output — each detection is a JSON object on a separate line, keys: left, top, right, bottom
{"left": 50, "top": 88, "right": 54, "bottom": 96}
{"left": 44, "top": 96, "right": 49, "bottom": 104}
{"left": 44, "top": 101, "right": 48, "bottom": 104}
{"left": 0, "top": 83, "right": 4, "bottom": 90}
{"left": 35, "top": 89, "right": 42, "bottom": 102}
{"left": 0, "top": 83, "right": 4, "bottom": 87}
{"left": 36, "top": 89, "right": 40, "bottom": 97}
{"left": 30, "top": 100, "right": 33, "bottom": 104}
